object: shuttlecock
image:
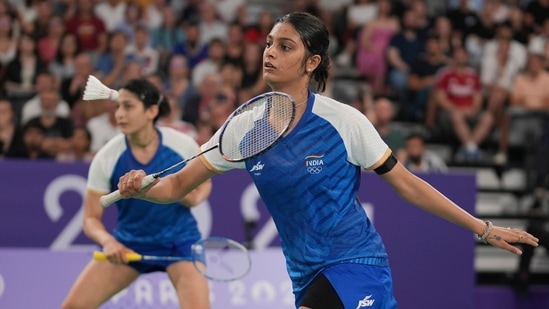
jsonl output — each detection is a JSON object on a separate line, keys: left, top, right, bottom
{"left": 83, "top": 75, "right": 119, "bottom": 101}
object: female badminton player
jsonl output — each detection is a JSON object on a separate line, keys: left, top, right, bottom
{"left": 116, "top": 12, "right": 539, "bottom": 309}
{"left": 62, "top": 78, "right": 212, "bottom": 309}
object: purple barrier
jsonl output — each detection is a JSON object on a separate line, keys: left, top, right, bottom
{"left": 0, "top": 248, "right": 293, "bottom": 309}
{"left": 0, "top": 160, "right": 477, "bottom": 309}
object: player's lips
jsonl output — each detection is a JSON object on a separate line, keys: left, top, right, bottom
{"left": 264, "top": 62, "right": 275, "bottom": 70}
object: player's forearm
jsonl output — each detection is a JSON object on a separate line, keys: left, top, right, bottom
{"left": 142, "top": 176, "right": 183, "bottom": 204}
{"left": 83, "top": 217, "right": 116, "bottom": 247}
{"left": 179, "top": 180, "right": 212, "bottom": 207}
{"left": 383, "top": 165, "right": 486, "bottom": 235}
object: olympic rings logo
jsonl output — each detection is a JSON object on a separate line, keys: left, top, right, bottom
{"left": 307, "top": 166, "right": 323, "bottom": 174}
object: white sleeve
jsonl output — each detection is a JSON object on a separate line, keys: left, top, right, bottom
{"left": 87, "top": 135, "right": 126, "bottom": 193}
{"left": 312, "top": 96, "right": 390, "bottom": 170}
{"left": 200, "top": 128, "right": 245, "bottom": 173}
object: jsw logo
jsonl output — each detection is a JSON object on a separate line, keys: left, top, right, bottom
{"left": 249, "top": 161, "right": 265, "bottom": 172}
{"left": 356, "top": 295, "right": 375, "bottom": 308}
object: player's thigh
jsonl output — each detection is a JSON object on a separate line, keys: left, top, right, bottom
{"left": 62, "top": 260, "right": 139, "bottom": 309}
{"left": 167, "top": 260, "right": 210, "bottom": 309}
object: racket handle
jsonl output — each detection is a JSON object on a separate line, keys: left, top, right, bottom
{"left": 93, "top": 251, "right": 143, "bottom": 262}
{"left": 99, "top": 174, "right": 156, "bottom": 208}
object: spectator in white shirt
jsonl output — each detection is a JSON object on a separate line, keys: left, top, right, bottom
{"left": 86, "top": 99, "right": 120, "bottom": 153}
{"left": 94, "top": 0, "right": 126, "bottom": 32}
{"left": 125, "top": 24, "right": 159, "bottom": 76}
{"left": 198, "top": 1, "right": 228, "bottom": 45}
{"left": 20, "top": 72, "right": 70, "bottom": 124}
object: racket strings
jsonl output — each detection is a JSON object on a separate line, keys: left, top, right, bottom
{"left": 219, "top": 94, "right": 294, "bottom": 161}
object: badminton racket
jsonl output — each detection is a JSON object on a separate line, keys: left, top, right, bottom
{"left": 99, "top": 91, "right": 296, "bottom": 207}
{"left": 93, "top": 237, "right": 251, "bottom": 282}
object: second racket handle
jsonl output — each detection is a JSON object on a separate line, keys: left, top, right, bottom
{"left": 99, "top": 174, "right": 157, "bottom": 208}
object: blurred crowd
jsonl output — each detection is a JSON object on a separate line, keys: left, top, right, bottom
{"left": 0, "top": 0, "right": 548, "bottom": 176}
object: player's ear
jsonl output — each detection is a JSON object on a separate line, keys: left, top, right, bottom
{"left": 306, "top": 54, "right": 321, "bottom": 73}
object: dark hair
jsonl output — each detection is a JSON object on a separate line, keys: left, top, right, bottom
{"left": 405, "top": 132, "right": 426, "bottom": 142}
{"left": 120, "top": 79, "right": 171, "bottom": 122}
{"left": 275, "top": 12, "right": 331, "bottom": 92}
{"left": 73, "top": 126, "right": 92, "bottom": 141}
{"left": 55, "top": 32, "right": 81, "bottom": 63}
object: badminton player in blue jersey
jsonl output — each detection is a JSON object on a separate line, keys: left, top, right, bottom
{"left": 62, "top": 79, "right": 212, "bottom": 309}
{"left": 117, "top": 12, "right": 539, "bottom": 309}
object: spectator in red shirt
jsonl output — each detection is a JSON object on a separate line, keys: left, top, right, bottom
{"left": 434, "top": 46, "right": 494, "bottom": 161}
{"left": 65, "top": 0, "right": 107, "bottom": 54}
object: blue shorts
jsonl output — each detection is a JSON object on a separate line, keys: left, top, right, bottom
{"left": 118, "top": 238, "right": 197, "bottom": 274}
{"left": 297, "top": 263, "right": 398, "bottom": 309}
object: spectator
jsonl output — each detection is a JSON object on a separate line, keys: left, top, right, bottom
{"left": 0, "top": 13, "right": 18, "bottom": 68}
{"left": 371, "top": 97, "right": 406, "bottom": 161}
{"left": 192, "top": 38, "right": 225, "bottom": 86}
{"left": 219, "top": 61, "right": 243, "bottom": 98}
{"left": 244, "top": 10, "right": 274, "bottom": 45}
{"left": 86, "top": 99, "right": 119, "bottom": 154}
{"left": 56, "top": 126, "right": 94, "bottom": 162}
{"left": 49, "top": 32, "right": 80, "bottom": 82}
{"left": 480, "top": 22, "right": 526, "bottom": 164}
{"left": 409, "top": 0, "right": 433, "bottom": 36}
{"left": 15, "top": 0, "right": 40, "bottom": 34}
{"left": 94, "top": 0, "right": 126, "bottom": 32}
{"left": 179, "top": 0, "right": 200, "bottom": 24}
{"left": 20, "top": 72, "right": 70, "bottom": 124}
{"left": 3, "top": 33, "right": 48, "bottom": 102}
{"left": 54, "top": 0, "right": 77, "bottom": 21}
{"left": 355, "top": 0, "right": 400, "bottom": 95}
{"left": 224, "top": 21, "right": 245, "bottom": 65}
{"left": 213, "top": 0, "right": 244, "bottom": 23}
{"left": 386, "top": 8, "right": 426, "bottom": 107}
{"left": 60, "top": 52, "right": 93, "bottom": 109}
{"left": 197, "top": 1, "right": 227, "bottom": 45}
{"left": 496, "top": 51, "right": 549, "bottom": 164}
{"left": 445, "top": 0, "right": 482, "bottom": 40}
{"left": 528, "top": 18, "right": 549, "bottom": 65}
{"left": 26, "top": 0, "right": 53, "bottom": 41}
{"left": 65, "top": 0, "right": 107, "bottom": 54}
{"left": 465, "top": 1, "right": 498, "bottom": 68}
{"left": 26, "top": 90, "right": 73, "bottom": 157}
{"left": 407, "top": 34, "right": 448, "bottom": 123}
{"left": 157, "top": 94, "right": 197, "bottom": 139}
{"left": 238, "top": 42, "right": 268, "bottom": 103}
{"left": 182, "top": 72, "right": 223, "bottom": 126}
{"left": 145, "top": 0, "right": 170, "bottom": 30}
{"left": 125, "top": 24, "right": 159, "bottom": 76}
{"left": 524, "top": 0, "right": 549, "bottom": 33}
{"left": 113, "top": 1, "right": 144, "bottom": 44}
{"left": 37, "top": 15, "right": 66, "bottom": 65}
{"left": 150, "top": 5, "right": 185, "bottom": 71}
{"left": 431, "top": 15, "right": 460, "bottom": 58}
{"left": 347, "top": 0, "right": 378, "bottom": 32}
{"left": 5, "top": 120, "right": 52, "bottom": 159}
{"left": 0, "top": 98, "right": 21, "bottom": 156}
{"left": 163, "top": 54, "right": 197, "bottom": 108}
{"left": 95, "top": 30, "right": 129, "bottom": 87}
{"left": 403, "top": 132, "right": 448, "bottom": 173}
{"left": 173, "top": 19, "right": 208, "bottom": 70}
{"left": 434, "top": 47, "right": 494, "bottom": 161}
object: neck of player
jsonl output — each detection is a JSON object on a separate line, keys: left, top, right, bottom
{"left": 129, "top": 128, "right": 158, "bottom": 149}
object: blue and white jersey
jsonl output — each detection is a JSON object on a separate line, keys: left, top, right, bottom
{"left": 200, "top": 93, "right": 392, "bottom": 294}
{"left": 88, "top": 126, "right": 201, "bottom": 244}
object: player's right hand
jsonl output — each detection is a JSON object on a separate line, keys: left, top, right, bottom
{"left": 118, "top": 170, "right": 148, "bottom": 199}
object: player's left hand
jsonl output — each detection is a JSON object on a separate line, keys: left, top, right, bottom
{"left": 485, "top": 225, "right": 539, "bottom": 255}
